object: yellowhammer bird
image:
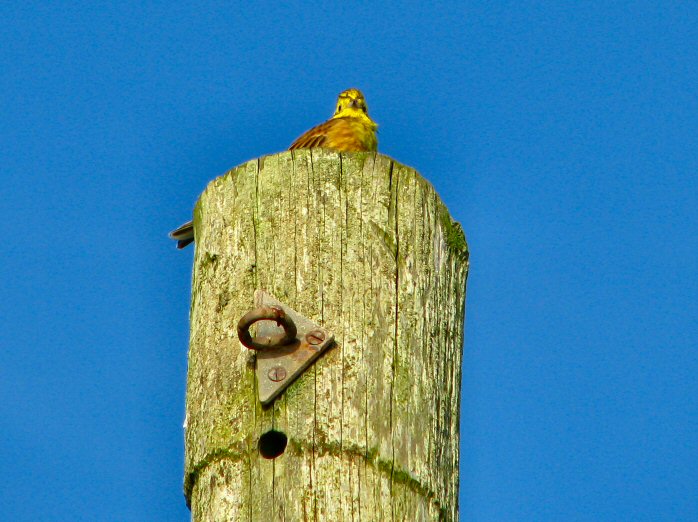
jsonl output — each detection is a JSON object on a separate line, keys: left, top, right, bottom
{"left": 170, "top": 88, "right": 378, "bottom": 248}
{"left": 288, "top": 88, "right": 378, "bottom": 151}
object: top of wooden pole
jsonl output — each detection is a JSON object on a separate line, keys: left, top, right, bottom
{"left": 183, "top": 150, "right": 469, "bottom": 520}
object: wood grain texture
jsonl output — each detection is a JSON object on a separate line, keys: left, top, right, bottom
{"left": 184, "top": 151, "right": 469, "bottom": 521}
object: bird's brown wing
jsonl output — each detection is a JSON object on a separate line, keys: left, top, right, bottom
{"left": 290, "top": 117, "right": 376, "bottom": 151}
{"left": 289, "top": 119, "right": 333, "bottom": 150}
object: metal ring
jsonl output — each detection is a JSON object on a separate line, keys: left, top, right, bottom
{"left": 237, "top": 306, "right": 298, "bottom": 351}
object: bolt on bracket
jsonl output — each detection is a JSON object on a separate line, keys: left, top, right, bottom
{"left": 237, "top": 290, "right": 334, "bottom": 405}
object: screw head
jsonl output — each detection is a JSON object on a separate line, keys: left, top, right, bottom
{"left": 306, "top": 330, "right": 326, "bottom": 345}
{"left": 268, "top": 366, "right": 287, "bottom": 382}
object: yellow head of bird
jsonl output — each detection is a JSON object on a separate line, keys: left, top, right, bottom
{"left": 333, "top": 88, "right": 371, "bottom": 119}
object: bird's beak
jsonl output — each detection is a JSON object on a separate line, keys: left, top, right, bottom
{"left": 349, "top": 99, "right": 362, "bottom": 109}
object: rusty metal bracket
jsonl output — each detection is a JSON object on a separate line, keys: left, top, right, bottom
{"left": 237, "top": 290, "right": 334, "bottom": 405}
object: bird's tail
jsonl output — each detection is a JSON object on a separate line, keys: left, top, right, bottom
{"left": 169, "top": 220, "right": 195, "bottom": 249}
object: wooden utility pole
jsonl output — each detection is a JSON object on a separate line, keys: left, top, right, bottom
{"left": 183, "top": 150, "right": 469, "bottom": 521}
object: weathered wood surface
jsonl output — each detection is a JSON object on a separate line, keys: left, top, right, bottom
{"left": 184, "top": 150, "right": 469, "bottom": 521}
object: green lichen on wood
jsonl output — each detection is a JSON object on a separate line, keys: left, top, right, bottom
{"left": 184, "top": 443, "right": 250, "bottom": 507}
{"left": 438, "top": 201, "right": 468, "bottom": 257}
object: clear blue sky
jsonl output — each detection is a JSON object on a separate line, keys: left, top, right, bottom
{"left": 2, "top": 2, "right": 697, "bottom": 521}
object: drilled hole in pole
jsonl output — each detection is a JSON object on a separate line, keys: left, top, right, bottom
{"left": 258, "top": 430, "right": 288, "bottom": 459}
